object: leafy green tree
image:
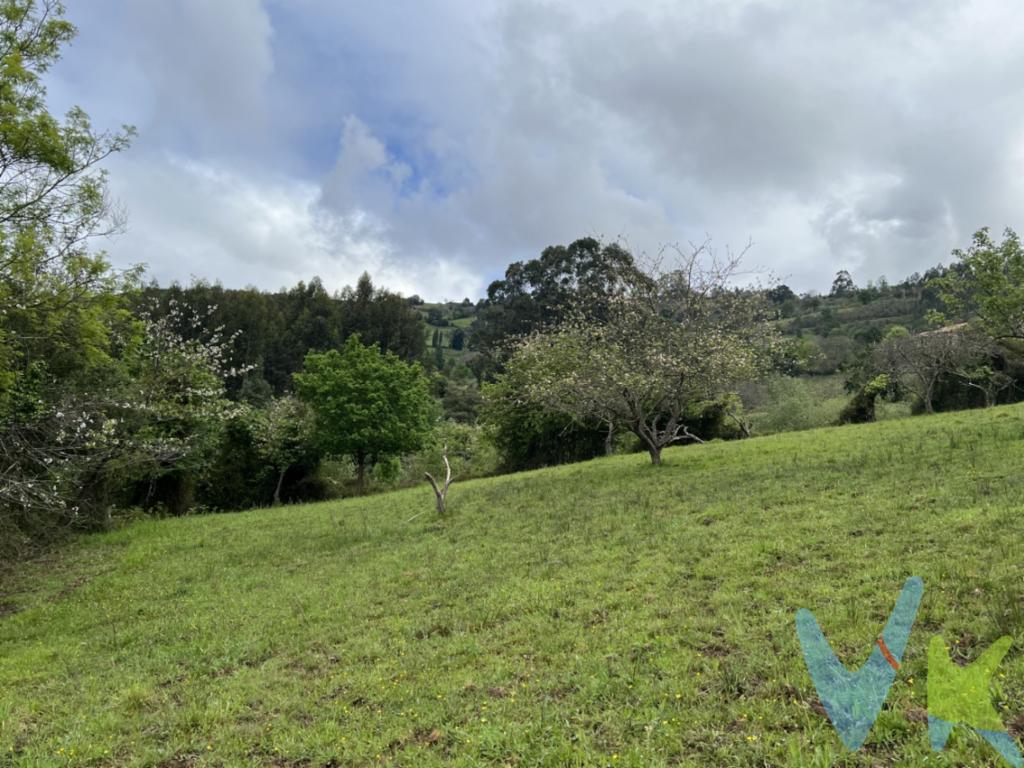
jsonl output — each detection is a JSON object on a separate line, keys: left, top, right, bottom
{"left": 294, "top": 335, "right": 436, "bottom": 490}
{"left": 767, "top": 284, "right": 796, "bottom": 303}
{"left": 934, "top": 228, "right": 1024, "bottom": 343}
{"left": 838, "top": 374, "right": 891, "bottom": 424}
{"left": 870, "top": 325, "right": 1000, "bottom": 413}
{"left": 340, "top": 273, "right": 426, "bottom": 361}
{"left": 139, "top": 274, "right": 426, "bottom": 395}
{"left": 479, "top": 374, "right": 610, "bottom": 471}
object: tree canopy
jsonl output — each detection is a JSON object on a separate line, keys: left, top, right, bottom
{"left": 934, "top": 227, "right": 1024, "bottom": 343}
{"left": 294, "top": 335, "right": 436, "bottom": 489}
{"left": 470, "top": 237, "right": 649, "bottom": 377}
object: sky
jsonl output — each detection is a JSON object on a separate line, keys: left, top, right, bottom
{"left": 45, "top": 0, "right": 1024, "bottom": 301}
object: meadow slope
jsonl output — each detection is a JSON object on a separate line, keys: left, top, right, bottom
{"left": 3, "top": 407, "right": 1024, "bottom": 766}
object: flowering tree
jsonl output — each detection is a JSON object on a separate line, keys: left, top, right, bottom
{"left": 250, "top": 395, "right": 315, "bottom": 505}
{"left": 114, "top": 301, "right": 250, "bottom": 514}
{"left": 506, "top": 244, "right": 780, "bottom": 465}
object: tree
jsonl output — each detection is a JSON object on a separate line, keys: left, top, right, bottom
{"left": 441, "top": 377, "right": 482, "bottom": 423}
{"left": 294, "top": 335, "right": 436, "bottom": 491}
{"left": 838, "top": 374, "right": 890, "bottom": 424}
{"left": 933, "top": 227, "right": 1024, "bottom": 343}
{"left": 506, "top": 243, "right": 780, "bottom": 464}
{"left": 767, "top": 284, "right": 796, "bottom": 304}
{"left": 470, "top": 237, "right": 650, "bottom": 377}
{"left": 450, "top": 328, "right": 466, "bottom": 351}
{"left": 0, "top": 0, "right": 137, "bottom": 554}
{"left": 118, "top": 302, "right": 248, "bottom": 514}
{"left": 830, "top": 270, "right": 857, "bottom": 298}
{"left": 426, "top": 307, "right": 448, "bottom": 326}
{"left": 250, "top": 395, "right": 315, "bottom": 505}
{"left": 872, "top": 325, "right": 1000, "bottom": 413}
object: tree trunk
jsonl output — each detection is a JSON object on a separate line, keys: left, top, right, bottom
{"left": 647, "top": 444, "right": 662, "bottom": 465}
{"left": 631, "top": 423, "right": 663, "bottom": 465}
{"left": 983, "top": 386, "right": 995, "bottom": 408}
{"left": 922, "top": 377, "right": 936, "bottom": 414}
{"left": 356, "top": 454, "right": 366, "bottom": 494}
{"left": 273, "top": 468, "right": 286, "bottom": 506}
{"left": 604, "top": 422, "right": 615, "bottom": 456}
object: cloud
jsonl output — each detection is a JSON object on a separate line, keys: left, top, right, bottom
{"left": 104, "top": 152, "right": 481, "bottom": 300}
{"left": 48, "top": 0, "right": 1024, "bottom": 298}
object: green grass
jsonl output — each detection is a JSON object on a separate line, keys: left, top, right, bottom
{"left": 4, "top": 406, "right": 1024, "bottom": 766}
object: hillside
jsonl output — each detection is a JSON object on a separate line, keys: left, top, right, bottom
{"left": 3, "top": 407, "right": 1024, "bottom": 766}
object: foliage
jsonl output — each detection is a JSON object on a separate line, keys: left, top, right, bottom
{"left": 399, "top": 420, "right": 499, "bottom": 491}
{"left": 829, "top": 269, "right": 856, "bottom": 297}
{"left": 116, "top": 302, "right": 248, "bottom": 515}
{"left": 933, "top": 227, "right": 1024, "bottom": 342}
{"left": 507, "top": 244, "right": 780, "bottom": 463}
{"left": 745, "top": 375, "right": 850, "bottom": 435}
{"left": 470, "top": 237, "right": 649, "bottom": 377}
{"left": 250, "top": 395, "right": 317, "bottom": 505}
{"left": 838, "top": 373, "right": 891, "bottom": 424}
{"left": 870, "top": 325, "right": 1002, "bottom": 414}
{"left": 0, "top": 0, "right": 137, "bottom": 557}
{"left": 195, "top": 412, "right": 275, "bottom": 512}
{"left": 294, "top": 334, "right": 437, "bottom": 489}
{"left": 441, "top": 376, "right": 483, "bottom": 424}
{"left": 479, "top": 374, "right": 609, "bottom": 471}
{"left": 6, "top": 406, "right": 1024, "bottom": 765}
{"left": 137, "top": 272, "right": 426, "bottom": 396}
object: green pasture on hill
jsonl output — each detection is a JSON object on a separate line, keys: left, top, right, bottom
{"left": 3, "top": 406, "right": 1024, "bottom": 766}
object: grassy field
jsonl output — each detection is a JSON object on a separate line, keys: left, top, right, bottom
{"left": 3, "top": 407, "right": 1024, "bottom": 766}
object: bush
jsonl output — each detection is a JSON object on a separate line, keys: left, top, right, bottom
{"left": 748, "top": 376, "right": 848, "bottom": 435}
{"left": 480, "top": 379, "right": 608, "bottom": 471}
{"left": 838, "top": 374, "right": 891, "bottom": 424}
{"left": 309, "top": 422, "right": 500, "bottom": 498}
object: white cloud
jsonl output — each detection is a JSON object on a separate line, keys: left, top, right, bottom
{"left": 50, "top": 0, "right": 1024, "bottom": 297}
{"left": 103, "top": 152, "right": 482, "bottom": 299}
